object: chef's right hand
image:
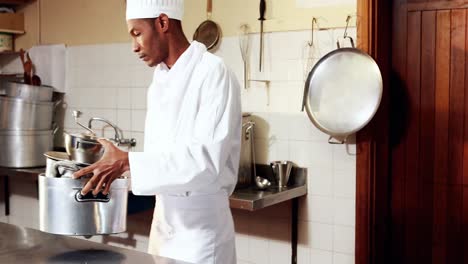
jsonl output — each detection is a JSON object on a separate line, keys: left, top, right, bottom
{"left": 72, "top": 139, "right": 130, "bottom": 196}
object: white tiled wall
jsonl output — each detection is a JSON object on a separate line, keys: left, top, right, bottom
{"left": 0, "top": 27, "right": 357, "bottom": 263}
{"left": 219, "top": 28, "right": 356, "bottom": 264}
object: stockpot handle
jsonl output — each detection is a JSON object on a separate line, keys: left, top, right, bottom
{"left": 75, "top": 189, "right": 110, "bottom": 203}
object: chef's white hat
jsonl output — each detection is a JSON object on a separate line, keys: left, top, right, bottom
{"left": 126, "top": 0, "right": 184, "bottom": 21}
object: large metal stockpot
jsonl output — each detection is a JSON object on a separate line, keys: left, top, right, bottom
{"left": 0, "top": 81, "right": 54, "bottom": 102}
{"left": 0, "top": 130, "right": 53, "bottom": 168}
{"left": 0, "top": 96, "right": 54, "bottom": 130}
{"left": 39, "top": 172, "right": 129, "bottom": 236}
{"left": 237, "top": 114, "right": 255, "bottom": 189}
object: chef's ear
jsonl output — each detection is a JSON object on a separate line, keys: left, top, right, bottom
{"left": 157, "top": 13, "right": 170, "bottom": 32}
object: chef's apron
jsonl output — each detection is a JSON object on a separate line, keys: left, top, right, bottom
{"left": 148, "top": 192, "right": 236, "bottom": 264}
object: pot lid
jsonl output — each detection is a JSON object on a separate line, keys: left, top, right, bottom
{"left": 44, "top": 151, "right": 91, "bottom": 166}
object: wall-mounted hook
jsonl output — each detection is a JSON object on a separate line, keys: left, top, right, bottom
{"left": 307, "top": 17, "right": 318, "bottom": 47}
{"left": 343, "top": 15, "right": 352, "bottom": 38}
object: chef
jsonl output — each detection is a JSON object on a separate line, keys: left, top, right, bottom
{"left": 72, "top": 0, "right": 242, "bottom": 263}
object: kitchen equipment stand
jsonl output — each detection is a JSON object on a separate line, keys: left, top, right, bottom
{"left": 230, "top": 165, "right": 307, "bottom": 264}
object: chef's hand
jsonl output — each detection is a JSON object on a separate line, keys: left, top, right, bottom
{"left": 72, "top": 139, "right": 130, "bottom": 196}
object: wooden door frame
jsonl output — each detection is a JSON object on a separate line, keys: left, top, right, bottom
{"left": 355, "top": 0, "right": 392, "bottom": 263}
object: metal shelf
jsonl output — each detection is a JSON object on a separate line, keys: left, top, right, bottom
{"left": 0, "top": 51, "right": 19, "bottom": 55}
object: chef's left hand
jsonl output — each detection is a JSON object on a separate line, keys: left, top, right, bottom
{"left": 72, "top": 139, "right": 130, "bottom": 196}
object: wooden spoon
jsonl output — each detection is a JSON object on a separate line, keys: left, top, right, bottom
{"left": 19, "top": 49, "right": 33, "bottom": 84}
{"left": 31, "top": 75, "right": 41, "bottom": 86}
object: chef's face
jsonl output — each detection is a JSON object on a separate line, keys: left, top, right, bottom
{"left": 127, "top": 17, "right": 168, "bottom": 67}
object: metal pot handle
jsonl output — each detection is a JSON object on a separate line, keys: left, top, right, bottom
{"left": 336, "top": 36, "right": 355, "bottom": 49}
{"left": 52, "top": 122, "right": 59, "bottom": 135}
{"left": 328, "top": 135, "right": 347, "bottom": 144}
{"left": 75, "top": 189, "right": 110, "bottom": 203}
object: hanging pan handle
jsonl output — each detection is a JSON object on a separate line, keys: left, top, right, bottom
{"left": 336, "top": 36, "right": 355, "bottom": 49}
{"left": 207, "top": 0, "right": 212, "bottom": 19}
{"left": 75, "top": 189, "right": 110, "bottom": 203}
{"left": 328, "top": 136, "right": 346, "bottom": 144}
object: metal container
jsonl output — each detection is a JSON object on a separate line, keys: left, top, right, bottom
{"left": 64, "top": 132, "right": 103, "bottom": 164}
{"left": 0, "top": 81, "right": 54, "bottom": 102}
{"left": 270, "top": 160, "right": 293, "bottom": 188}
{"left": 39, "top": 173, "right": 129, "bottom": 236}
{"left": 45, "top": 154, "right": 86, "bottom": 178}
{"left": 0, "top": 130, "right": 53, "bottom": 168}
{"left": 237, "top": 114, "right": 255, "bottom": 189}
{"left": 64, "top": 131, "right": 135, "bottom": 165}
{"left": 301, "top": 36, "right": 382, "bottom": 144}
{"left": 0, "top": 33, "right": 13, "bottom": 52}
{"left": 0, "top": 96, "right": 54, "bottom": 130}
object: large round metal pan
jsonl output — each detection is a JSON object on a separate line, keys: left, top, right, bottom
{"left": 193, "top": 0, "right": 221, "bottom": 51}
{"left": 193, "top": 20, "right": 220, "bottom": 50}
{"left": 302, "top": 38, "right": 383, "bottom": 143}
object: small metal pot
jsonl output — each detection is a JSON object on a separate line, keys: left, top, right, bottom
{"left": 45, "top": 156, "right": 85, "bottom": 178}
{"left": 39, "top": 173, "right": 129, "bottom": 236}
{"left": 0, "top": 81, "right": 54, "bottom": 102}
{"left": 0, "top": 96, "right": 54, "bottom": 130}
{"left": 64, "top": 132, "right": 103, "bottom": 164}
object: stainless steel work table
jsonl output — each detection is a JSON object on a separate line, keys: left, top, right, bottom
{"left": 0, "top": 165, "right": 308, "bottom": 264}
{"left": 230, "top": 165, "right": 307, "bottom": 264}
{"left": 0, "top": 222, "right": 189, "bottom": 264}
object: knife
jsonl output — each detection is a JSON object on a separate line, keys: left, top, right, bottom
{"left": 258, "top": 0, "right": 266, "bottom": 72}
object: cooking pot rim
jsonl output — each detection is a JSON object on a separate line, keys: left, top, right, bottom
{"left": 0, "top": 94, "right": 54, "bottom": 105}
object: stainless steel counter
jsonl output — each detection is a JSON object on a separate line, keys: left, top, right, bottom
{"left": 0, "top": 166, "right": 308, "bottom": 212}
{"left": 0, "top": 222, "right": 190, "bottom": 264}
{"left": 1, "top": 165, "right": 307, "bottom": 264}
{"left": 230, "top": 165, "right": 307, "bottom": 264}
{"left": 229, "top": 184, "right": 307, "bottom": 211}
{"left": 229, "top": 166, "right": 307, "bottom": 211}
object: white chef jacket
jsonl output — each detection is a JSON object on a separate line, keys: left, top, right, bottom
{"left": 128, "top": 41, "right": 241, "bottom": 264}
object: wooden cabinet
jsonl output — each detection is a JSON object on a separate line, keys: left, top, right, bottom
{"left": 0, "top": 0, "right": 32, "bottom": 5}
{"left": 0, "top": 13, "right": 24, "bottom": 34}
{"left": 0, "top": 0, "right": 34, "bottom": 34}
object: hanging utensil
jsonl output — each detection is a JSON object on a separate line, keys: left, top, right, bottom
{"left": 193, "top": 0, "right": 221, "bottom": 51}
{"left": 20, "top": 49, "right": 32, "bottom": 85}
{"left": 31, "top": 75, "right": 42, "bottom": 86}
{"left": 20, "top": 49, "right": 42, "bottom": 86}
{"left": 301, "top": 32, "right": 383, "bottom": 144}
{"left": 239, "top": 24, "right": 251, "bottom": 89}
{"left": 258, "top": 0, "right": 266, "bottom": 72}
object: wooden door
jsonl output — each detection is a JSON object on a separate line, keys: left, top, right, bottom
{"left": 390, "top": 1, "right": 468, "bottom": 263}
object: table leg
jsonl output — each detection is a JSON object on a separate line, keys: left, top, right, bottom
{"left": 291, "top": 198, "right": 298, "bottom": 264}
{"left": 2, "top": 175, "right": 9, "bottom": 216}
